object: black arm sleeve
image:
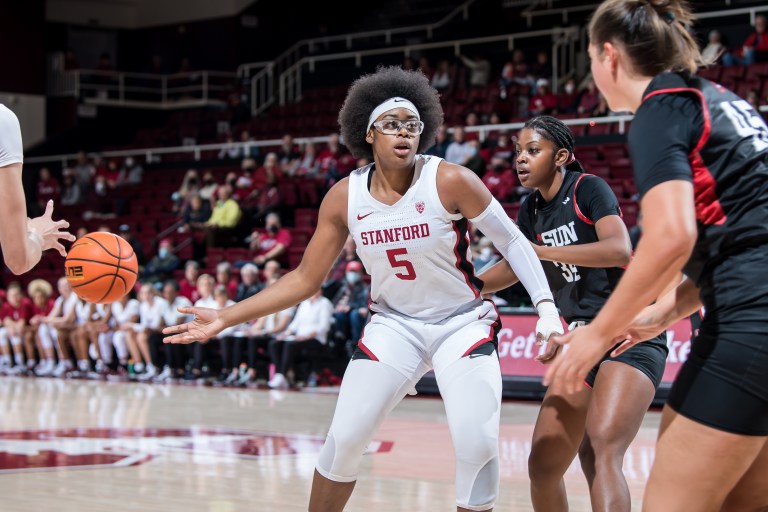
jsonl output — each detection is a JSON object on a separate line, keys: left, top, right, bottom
{"left": 628, "top": 93, "right": 702, "bottom": 198}
{"left": 575, "top": 175, "right": 621, "bottom": 223}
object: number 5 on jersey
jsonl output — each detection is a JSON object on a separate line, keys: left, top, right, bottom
{"left": 386, "top": 248, "right": 417, "bottom": 280}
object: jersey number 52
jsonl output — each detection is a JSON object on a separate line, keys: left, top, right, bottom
{"left": 386, "top": 248, "right": 417, "bottom": 280}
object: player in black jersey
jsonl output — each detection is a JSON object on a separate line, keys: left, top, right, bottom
{"left": 545, "top": 0, "right": 768, "bottom": 510}
{"left": 479, "top": 116, "right": 667, "bottom": 512}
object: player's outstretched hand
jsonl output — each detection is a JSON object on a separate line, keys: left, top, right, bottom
{"left": 609, "top": 305, "right": 667, "bottom": 358}
{"left": 27, "top": 200, "right": 76, "bottom": 257}
{"left": 543, "top": 324, "right": 609, "bottom": 395}
{"left": 162, "top": 307, "right": 225, "bottom": 344}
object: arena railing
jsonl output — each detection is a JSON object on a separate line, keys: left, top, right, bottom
{"left": 240, "top": 0, "right": 480, "bottom": 115}
{"left": 24, "top": 113, "right": 632, "bottom": 168}
{"left": 48, "top": 69, "right": 238, "bottom": 109}
{"left": 277, "top": 27, "right": 580, "bottom": 109}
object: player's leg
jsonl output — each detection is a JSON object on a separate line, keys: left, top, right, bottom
{"left": 579, "top": 361, "right": 656, "bottom": 512}
{"left": 643, "top": 407, "right": 765, "bottom": 511}
{"left": 310, "top": 314, "right": 427, "bottom": 512}
{"left": 643, "top": 329, "right": 768, "bottom": 511}
{"left": 310, "top": 359, "right": 417, "bottom": 512}
{"left": 720, "top": 437, "right": 768, "bottom": 511}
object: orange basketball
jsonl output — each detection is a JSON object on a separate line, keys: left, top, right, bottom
{"left": 65, "top": 232, "right": 139, "bottom": 304}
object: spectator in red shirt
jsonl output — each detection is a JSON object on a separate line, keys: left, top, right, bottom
{"left": 577, "top": 79, "right": 601, "bottom": 116}
{"left": 1, "top": 282, "right": 33, "bottom": 372}
{"left": 317, "top": 133, "right": 344, "bottom": 179}
{"left": 490, "top": 131, "right": 515, "bottom": 163}
{"left": 36, "top": 168, "right": 61, "bottom": 213}
{"left": 528, "top": 78, "right": 557, "bottom": 116}
{"left": 723, "top": 14, "right": 768, "bottom": 66}
{"left": 27, "top": 279, "right": 56, "bottom": 375}
{"left": 247, "top": 212, "right": 292, "bottom": 268}
{"left": 277, "top": 134, "right": 301, "bottom": 174}
{"left": 179, "top": 260, "right": 201, "bottom": 303}
{"left": 250, "top": 152, "right": 283, "bottom": 213}
{"left": 215, "top": 261, "right": 240, "bottom": 300}
{"left": 482, "top": 155, "right": 517, "bottom": 201}
{"left": 557, "top": 77, "right": 580, "bottom": 113}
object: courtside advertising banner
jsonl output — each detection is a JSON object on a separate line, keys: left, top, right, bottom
{"left": 497, "top": 314, "right": 693, "bottom": 384}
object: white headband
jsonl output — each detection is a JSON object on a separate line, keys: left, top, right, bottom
{"left": 367, "top": 97, "right": 420, "bottom": 132}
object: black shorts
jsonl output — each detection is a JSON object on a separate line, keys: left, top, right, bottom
{"left": 585, "top": 332, "right": 668, "bottom": 389}
{"left": 667, "top": 327, "right": 768, "bottom": 436}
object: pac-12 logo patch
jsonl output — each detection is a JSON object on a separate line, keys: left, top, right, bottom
{"left": 415, "top": 201, "right": 425, "bottom": 214}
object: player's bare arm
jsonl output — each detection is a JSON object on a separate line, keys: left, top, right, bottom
{"left": 534, "top": 214, "right": 631, "bottom": 268}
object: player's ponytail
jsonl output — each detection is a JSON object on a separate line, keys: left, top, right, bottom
{"left": 589, "top": 0, "right": 708, "bottom": 76}
{"left": 523, "top": 116, "right": 584, "bottom": 174}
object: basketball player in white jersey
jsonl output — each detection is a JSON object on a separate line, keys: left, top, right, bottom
{"left": 0, "top": 104, "right": 74, "bottom": 274}
{"left": 163, "top": 66, "right": 562, "bottom": 512}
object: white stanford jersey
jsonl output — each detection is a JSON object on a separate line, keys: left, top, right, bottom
{"left": 347, "top": 155, "right": 482, "bottom": 323}
{"left": 0, "top": 104, "right": 23, "bottom": 167}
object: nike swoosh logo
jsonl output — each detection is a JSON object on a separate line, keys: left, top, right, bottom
{"left": 478, "top": 310, "right": 490, "bottom": 320}
{"left": 469, "top": 353, "right": 488, "bottom": 359}
{"left": 357, "top": 212, "right": 374, "bottom": 220}
{"left": 393, "top": 98, "right": 406, "bottom": 102}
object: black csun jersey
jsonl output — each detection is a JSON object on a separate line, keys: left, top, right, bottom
{"left": 517, "top": 171, "right": 623, "bottom": 323}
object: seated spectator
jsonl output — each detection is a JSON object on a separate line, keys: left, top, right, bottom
{"left": 85, "top": 174, "right": 116, "bottom": 217}
{"left": 133, "top": 283, "right": 169, "bottom": 381}
{"left": 459, "top": 53, "right": 491, "bottom": 87}
{"left": 277, "top": 134, "right": 301, "bottom": 173}
{"left": 109, "top": 291, "right": 140, "bottom": 374}
{"left": 464, "top": 140, "right": 487, "bottom": 178}
{"left": 239, "top": 130, "right": 259, "bottom": 160}
{"left": 158, "top": 280, "right": 192, "bottom": 381}
{"left": 317, "top": 133, "right": 344, "bottom": 180}
{"left": 1, "top": 282, "right": 33, "bottom": 373}
{"left": 179, "top": 192, "right": 212, "bottom": 233}
{"left": 592, "top": 95, "right": 610, "bottom": 117}
{"left": 230, "top": 275, "right": 294, "bottom": 386}
{"left": 229, "top": 165, "right": 256, "bottom": 205}
{"left": 464, "top": 112, "right": 480, "bottom": 141}
{"left": 60, "top": 170, "right": 84, "bottom": 206}
{"left": 218, "top": 134, "right": 242, "bottom": 160}
{"left": 118, "top": 224, "right": 146, "bottom": 265}
{"left": 723, "top": 14, "right": 768, "bottom": 66}
{"left": 331, "top": 260, "right": 370, "bottom": 358}
{"left": 445, "top": 126, "right": 475, "bottom": 165}
{"left": 482, "top": 156, "right": 516, "bottom": 201}
{"left": 143, "top": 238, "right": 180, "bottom": 284}
{"left": 204, "top": 184, "right": 242, "bottom": 248}
{"left": 72, "top": 151, "right": 95, "bottom": 189}
{"left": 746, "top": 88, "right": 760, "bottom": 109}
{"left": 36, "top": 168, "right": 61, "bottom": 215}
{"left": 426, "top": 125, "right": 452, "bottom": 159}
{"left": 250, "top": 152, "right": 283, "bottom": 214}
{"left": 557, "top": 77, "right": 580, "bottom": 113}
{"left": 577, "top": 79, "right": 601, "bottom": 116}
{"left": 179, "top": 260, "right": 201, "bottom": 303}
{"left": 292, "top": 141, "right": 317, "bottom": 177}
{"left": 417, "top": 56, "right": 433, "bottom": 80}
{"left": 212, "top": 285, "right": 238, "bottom": 382}
{"left": 473, "top": 237, "right": 500, "bottom": 272}
{"left": 528, "top": 78, "right": 557, "bottom": 116}
{"left": 43, "top": 278, "right": 81, "bottom": 377}
{"left": 530, "top": 50, "right": 552, "bottom": 81}
{"left": 701, "top": 30, "right": 724, "bottom": 64}
{"left": 267, "top": 288, "right": 333, "bottom": 389}
{"left": 431, "top": 59, "right": 452, "bottom": 91}
{"left": 324, "top": 235, "right": 359, "bottom": 296}
{"left": 27, "top": 279, "right": 55, "bottom": 376}
{"left": 215, "top": 261, "right": 240, "bottom": 300}
{"left": 261, "top": 259, "right": 283, "bottom": 282}
{"left": 235, "top": 263, "right": 263, "bottom": 302}
{"left": 189, "top": 274, "right": 216, "bottom": 379}
{"left": 247, "top": 212, "right": 292, "bottom": 267}
{"left": 490, "top": 131, "right": 515, "bottom": 162}
{"left": 117, "top": 156, "right": 143, "bottom": 186}
{"left": 198, "top": 171, "right": 218, "bottom": 202}
{"left": 228, "top": 91, "right": 250, "bottom": 125}
{"left": 173, "top": 169, "right": 200, "bottom": 213}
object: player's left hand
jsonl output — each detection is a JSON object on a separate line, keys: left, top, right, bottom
{"left": 27, "top": 200, "right": 75, "bottom": 257}
{"left": 543, "top": 324, "right": 610, "bottom": 395}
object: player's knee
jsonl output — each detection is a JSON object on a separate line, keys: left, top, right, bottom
{"left": 315, "top": 426, "right": 370, "bottom": 482}
{"left": 456, "top": 455, "right": 499, "bottom": 511}
{"left": 583, "top": 426, "right": 625, "bottom": 465}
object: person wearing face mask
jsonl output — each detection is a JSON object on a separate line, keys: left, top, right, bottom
{"left": 331, "top": 260, "right": 370, "bottom": 358}
{"left": 557, "top": 77, "right": 580, "bottom": 113}
{"left": 481, "top": 156, "right": 516, "bottom": 202}
{"left": 247, "top": 212, "right": 292, "bottom": 268}
{"left": 142, "top": 238, "right": 180, "bottom": 284}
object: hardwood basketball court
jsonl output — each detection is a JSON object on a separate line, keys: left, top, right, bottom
{"left": 0, "top": 377, "right": 660, "bottom": 511}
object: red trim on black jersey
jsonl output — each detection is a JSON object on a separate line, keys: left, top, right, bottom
{"left": 643, "top": 87, "right": 726, "bottom": 226}
{"left": 452, "top": 219, "right": 481, "bottom": 299}
{"left": 573, "top": 173, "right": 595, "bottom": 225}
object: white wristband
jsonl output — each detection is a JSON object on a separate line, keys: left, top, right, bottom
{"left": 536, "top": 300, "right": 559, "bottom": 319}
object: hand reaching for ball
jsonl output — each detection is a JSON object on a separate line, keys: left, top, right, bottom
{"left": 28, "top": 200, "right": 75, "bottom": 257}
{"left": 162, "top": 307, "right": 226, "bottom": 344}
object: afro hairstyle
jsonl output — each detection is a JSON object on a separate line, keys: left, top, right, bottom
{"left": 338, "top": 66, "right": 444, "bottom": 160}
